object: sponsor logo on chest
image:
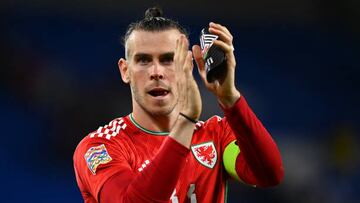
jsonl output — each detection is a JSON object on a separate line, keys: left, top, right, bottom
{"left": 191, "top": 141, "right": 217, "bottom": 169}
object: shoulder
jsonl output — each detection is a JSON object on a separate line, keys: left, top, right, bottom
{"left": 195, "top": 115, "right": 225, "bottom": 131}
{"left": 73, "top": 116, "right": 130, "bottom": 162}
{"left": 73, "top": 116, "right": 134, "bottom": 199}
{"left": 88, "top": 117, "right": 128, "bottom": 140}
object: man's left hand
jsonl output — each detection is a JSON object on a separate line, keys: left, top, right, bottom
{"left": 192, "top": 22, "right": 240, "bottom": 108}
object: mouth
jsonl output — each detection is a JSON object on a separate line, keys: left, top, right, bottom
{"left": 147, "top": 88, "right": 170, "bottom": 97}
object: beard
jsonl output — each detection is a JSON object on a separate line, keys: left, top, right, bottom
{"left": 130, "top": 81, "right": 178, "bottom": 117}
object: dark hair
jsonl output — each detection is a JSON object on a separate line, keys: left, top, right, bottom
{"left": 122, "top": 7, "right": 188, "bottom": 45}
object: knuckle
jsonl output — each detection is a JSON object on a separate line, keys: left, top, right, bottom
{"left": 229, "top": 35, "right": 233, "bottom": 41}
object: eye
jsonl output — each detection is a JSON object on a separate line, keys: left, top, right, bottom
{"left": 136, "top": 57, "right": 152, "bottom": 65}
{"left": 160, "top": 52, "right": 174, "bottom": 66}
{"left": 160, "top": 56, "right": 174, "bottom": 65}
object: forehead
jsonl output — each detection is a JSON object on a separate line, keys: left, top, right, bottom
{"left": 126, "top": 29, "right": 182, "bottom": 58}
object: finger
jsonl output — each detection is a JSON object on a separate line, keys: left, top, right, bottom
{"left": 185, "top": 51, "right": 194, "bottom": 74}
{"left": 175, "top": 37, "right": 185, "bottom": 74}
{"left": 178, "top": 36, "right": 184, "bottom": 62}
{"left": 209, "top": 22, "right": 232, "bottom": 37}
{"left": 212, "top": 39, "right": 234, "bottom": 53}
{"left": 174, "top": 38, "right": 181, "bottom": 71}
{"left": 214, "top": 80, "right": 220, "bottom": 89}
{"left": 179, "top": 36, "right": 189, "bottom": 70}
{"left": 192, "top": 45, "right": 205, "bottom": 71}
{"left": 192, "top": 45, "right": 207, "bottom": 81}
{"left": 209, "top": 27, "right": 233, "bottom": 44}
{"left": 182, "top": 35, "right": 189, "bottom": 50}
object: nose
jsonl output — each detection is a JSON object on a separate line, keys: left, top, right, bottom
{"left": 150, "top": 62, "right": 164, "bottom": 80}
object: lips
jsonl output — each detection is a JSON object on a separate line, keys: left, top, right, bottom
{"left": 147, "top": 88, "right": 170, "bottom": 97}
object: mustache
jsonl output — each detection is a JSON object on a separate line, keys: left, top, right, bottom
{"left": 145, "top": 81, "right": 171, "bottom": 92}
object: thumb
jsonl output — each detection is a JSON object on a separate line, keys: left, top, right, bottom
{"left": 192, "top": 45, "right": 207, "bottom": 80}
{"left": 192, "top": 45, "right": 205, "bottom": 71}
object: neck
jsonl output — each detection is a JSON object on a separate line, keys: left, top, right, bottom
{"left": 132, "top": 105, "right": 179, "bottom": 133}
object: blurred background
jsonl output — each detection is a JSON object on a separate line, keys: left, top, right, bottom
{"left": 1, "top": 0, "right": 359, "bottom": 202}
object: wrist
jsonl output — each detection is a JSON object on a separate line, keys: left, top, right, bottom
{"left": 179, "top": 112, "right": 198, "bottom": 124}
{"left": 218, "top": 90, "right": 241, "bottom": 108}
{"left": 170, "top": 114, "right": 197, "bottom": 148}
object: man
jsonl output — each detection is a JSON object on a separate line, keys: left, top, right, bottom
{"left": 73, "top": 7, "right": 284, "bottom": 203}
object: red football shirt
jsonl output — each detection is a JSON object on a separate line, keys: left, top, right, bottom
{"left": 73, "top": 97, "right": 283, "bottom": 203}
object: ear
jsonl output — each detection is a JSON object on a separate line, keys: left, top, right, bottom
{"left": 118, "top": 58, "right": 130, "bottom": 83}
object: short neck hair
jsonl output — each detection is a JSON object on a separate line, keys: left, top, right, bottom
{"left": 123, "top": 7, "right": 188, "bottom": 58}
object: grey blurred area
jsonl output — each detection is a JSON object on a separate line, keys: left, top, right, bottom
{"left": 1, "top": 0, "right": 359, "bottom": 202}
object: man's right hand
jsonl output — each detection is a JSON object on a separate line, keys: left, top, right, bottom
{"left": 174, "top": 35, "right": 202, "bottom": 121}
{"left": 169, "top": 35, "right": 202, "bottom": 148}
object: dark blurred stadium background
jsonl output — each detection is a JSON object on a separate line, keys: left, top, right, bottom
{"left": 1, "top": 0, "right": 359, "bottom": 202}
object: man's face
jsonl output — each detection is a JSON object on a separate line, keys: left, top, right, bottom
{"left": 122, "top": 29, "right": 183, "bottom": 116}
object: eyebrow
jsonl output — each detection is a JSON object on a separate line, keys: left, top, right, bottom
{"left": 159, "top": 52, "right": 174, "bottom": 60}
{"left": 133, "top": 52, "right": 175, "bottom": 60}
{"left": 133, "top": 53, "right": 152, "bottom": 60}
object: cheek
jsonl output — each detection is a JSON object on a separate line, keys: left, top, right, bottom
{"left": 131, "top": 69, "right": 148, "bottom": 82}
{"left": 165, "top": 69, "right": 176, "bottom": 81}
{"left": 128, "top": 70, "right": 141, "bottom": 87}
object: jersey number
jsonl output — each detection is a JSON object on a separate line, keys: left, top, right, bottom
{"left": 170, "top": 184, "right": 197, "bottom": 203}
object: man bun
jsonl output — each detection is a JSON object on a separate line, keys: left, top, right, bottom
{"left": 144, "top": 7, "right": 163, "bottom": 19}
{"left": 122, "top": 6, "right": 188, "bottom": 50}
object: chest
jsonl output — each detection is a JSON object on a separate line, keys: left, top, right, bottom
{"left": 128, "top": 132, "right": 226, "bottom": 202}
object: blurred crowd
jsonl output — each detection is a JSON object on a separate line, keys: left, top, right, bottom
{"left": 1, "top": 1, "right": 359, "bottom": 202}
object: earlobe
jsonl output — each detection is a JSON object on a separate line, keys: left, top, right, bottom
{"left": 118, "top": 58, "right": 130, "bottom": 83}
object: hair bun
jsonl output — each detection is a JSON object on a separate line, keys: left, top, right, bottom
{"left": 144, "top": 7, "right": 163, "bottom": 19}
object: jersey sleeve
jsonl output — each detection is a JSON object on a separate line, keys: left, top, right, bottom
{"left": 207, "top": 115, "right": 236, "bottom": 152}
{"left": 73, "top": 136, "right": 132, "bottom": 201}
{"left": 74, "top": 133, "right": 190, "bottom": 203}
{"left": 221, "top": 96, "right": 284, "bottom": 187}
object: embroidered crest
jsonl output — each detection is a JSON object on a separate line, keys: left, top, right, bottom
{"left": 84, "top": 144, "right": 112, "bottom": 175}
{"left": 191, "top": 141, "right": 217, "bottom": 168}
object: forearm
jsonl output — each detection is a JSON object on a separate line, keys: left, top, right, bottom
{"left": 100, "top": 118, "right": 194, "bottom": 202}
{"left": 223, "top": 96, "right": 284, "bottom": 187}
{"left": 217, "top": 88, "right": 241, "bottom": 108}
{"left": 127, "top": 136, "right": 190, "bottom": 201}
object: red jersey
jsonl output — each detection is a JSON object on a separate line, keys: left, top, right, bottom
{"left": 73, "top": 97, "right": 284, "bottom": 203}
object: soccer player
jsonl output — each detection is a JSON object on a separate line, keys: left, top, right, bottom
{"left": 73, "top": 7, "right": 284, "bottom": 203}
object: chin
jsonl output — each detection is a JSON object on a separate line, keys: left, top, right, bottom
{"left": 149, "top": 108, "right": 173, "bottom": 117}
{"left": 134, "top": 94, "right": 178, "bottom": 117}
{"left": 146, "top": 104, "right": 177, "bottom": 117}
